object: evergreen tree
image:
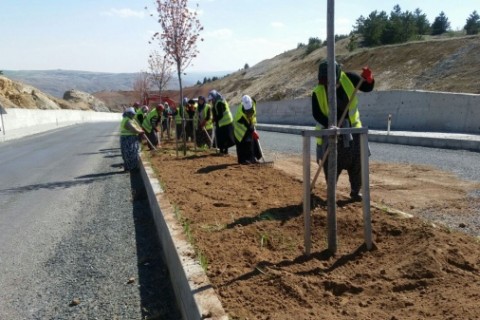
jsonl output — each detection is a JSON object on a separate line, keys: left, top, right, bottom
{"left": 413, "top": 8, "right": 430, "bottom": 35}
{"left": 431, "top": 11, "right": 451, "bottom": 35}
{"left": 356, "top": 10, "right": 389, "bottom": 46}
{"left": 305, "top": 37, "right": 322, "bottom": 54}
{"left": 464, "top": 10, "right": 480, "bottom": 35}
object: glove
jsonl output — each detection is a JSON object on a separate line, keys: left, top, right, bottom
{"left": 200, "top": 120, "right": 206, "bottom": 128}
{"left": 361, "top": 66, "right": 373, "bottom": 84}
{"left": 252, "top": 130, "right": 259, "bottom": 140}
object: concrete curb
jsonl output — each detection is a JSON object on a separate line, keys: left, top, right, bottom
{"left": 140, "top": 157, "right": 228, "bottom": 320}
{"left": 256, "top": 124, "right": 480, "bottom": 152}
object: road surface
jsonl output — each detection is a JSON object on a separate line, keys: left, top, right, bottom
{"left": 0, "top": 122, "right": 180, "bottom": 319}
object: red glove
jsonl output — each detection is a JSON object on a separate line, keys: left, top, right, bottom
{"left": 252, "top": 131, "right": 259, "bottom": 140}
{"left": 361, "top": 66, "right": 373, "bottom": 84}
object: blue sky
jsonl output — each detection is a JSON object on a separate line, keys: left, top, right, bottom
{"left": 1, "top": 0, "right": 478, "bottom": 74}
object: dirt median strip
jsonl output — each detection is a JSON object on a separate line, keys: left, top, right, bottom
{"left": 141, "top": 142, "right": 480, "bottom": 319}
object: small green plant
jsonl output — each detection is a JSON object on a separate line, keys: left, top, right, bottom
{"left": 173, "top": 204, "right": 181, "bottom": 220}
{"left": 197, "top": 251, "right": 209, "bottom": 271}
{"left": 183, "top": 220, "right": 193, "bottom": 243}
{"left": 200, "top": 221, "right": 226, "bottom": 232}
{"left": 259, "top": 233, "right": 270, "bottom": 248}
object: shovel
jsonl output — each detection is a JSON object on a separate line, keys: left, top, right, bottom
{"left": 254, "top": 136, "right": 274, "bottom": 166}
{"left": 134, "top": 119, "right": 158, "bottom": 151}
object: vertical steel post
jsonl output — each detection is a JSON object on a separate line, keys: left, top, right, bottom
{"left": 303, "top": 134, "right": 311, "bottom": 255}
{"left": 360, "top": 133, "right": 372, "bottom": 250}
{"left": 326, "top": 0, "right": 337, "bottom": 254}
{"left": 387, "top": 114, "right": 392, "bottom": 135}
{"left": 0, "top": 104, "right": 5, "bottom": 136}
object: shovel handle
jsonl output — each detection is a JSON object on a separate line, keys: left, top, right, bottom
{"left": 310, "top": 78, "right": 364, "bottom": 192}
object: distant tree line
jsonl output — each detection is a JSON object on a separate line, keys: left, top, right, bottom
{"left": 354, "top": 5, "right": 480, "bottom": 47}
{"left": 297, "top": 34, "right": 349, "bottom": 55}
{"left": 297, "top": 5, "right": 480, "bottom": 53}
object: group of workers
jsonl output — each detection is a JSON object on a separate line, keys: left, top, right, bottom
{"left": 120, "top": 60, "right": 375, "bottom": 201}
{"left": 119, "top": 91, "right": 263, "bottom": 170}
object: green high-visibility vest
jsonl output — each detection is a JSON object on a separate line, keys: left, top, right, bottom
{"left": 175, "top": 105, "right": 185, "bottom": 125}
{"left": 134, "top": 108, "right": 145, "bottom": 124}
{"left": 120, "top": 117, "right": 137, "bottom": 136}
{"left": 194, "top": 103, "right": 213, "bottom": 130}
{"left": 142, "top": 109, "right": 161, "bottom": 133}
{"left": 313, "top": 71, "right": 361, "bottom": 145}
{"left": 233, "top": 102, "right": 257, "bottom": 142}
{"left": 214, "top": 100, "right": 233, "bottom": 127}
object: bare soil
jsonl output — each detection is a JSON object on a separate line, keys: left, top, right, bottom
{"left": 148, "top": 141, "right": 480, "bottom": 320}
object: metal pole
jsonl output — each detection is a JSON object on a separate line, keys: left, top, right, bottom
{"left": 326, "top": 0, "right": 337, "bottom": 254}
{"left": 302, "top": 134, "right": 311, "bottom": 255}
{"left": 0, "top": 104, "right": 5, "bottom": 136}
{"left": 387, "top": 114, "right": 392, "bottom": 135}
{"left": 360, "top": 133, "right": 372, "bottom": 250}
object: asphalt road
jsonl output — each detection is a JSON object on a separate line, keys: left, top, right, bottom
{"left": 0, "top": 123, "right": 180, "bottom": 319}
{"left": 258, "top": 130, "right": 480, "bottom": 184}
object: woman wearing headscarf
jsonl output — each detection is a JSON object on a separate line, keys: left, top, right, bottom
{"left": 120, "top": 107, "right": 145, "bottom": 172}
{"left": 195, "top": 95, "right": 213, "bottom": 148}
{"left": 208, "top": 90, "right": 235, "bottom": 154}
{"left": 233, "top": 95, "right": 260, "bottom": 164}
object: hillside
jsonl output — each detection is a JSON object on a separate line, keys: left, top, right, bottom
{"left": 0, "top": 76, "right": 110, "bottom": 112}
{"left": 205, "top": 34, "right": 480, "bottom": 105}
{"left": 93, "top": 34, "right": 480, "bottom": 110}
{"left": 2, "top": 34, "right": 479, "bottom": 112}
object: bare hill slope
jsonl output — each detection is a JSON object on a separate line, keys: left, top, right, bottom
{"left": 204, "top": 34, "right": 480, "bottom": 106}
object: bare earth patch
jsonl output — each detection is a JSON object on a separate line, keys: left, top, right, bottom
{"left": 148, "top": 142, "right": 480, "bottom": 320}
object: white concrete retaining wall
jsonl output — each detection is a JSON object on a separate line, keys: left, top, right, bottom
{"left": 0, "top": 107, "right": 122, "bottom": 142}
{"left": 257, "top": 90, "right": 480, "bottom": 134}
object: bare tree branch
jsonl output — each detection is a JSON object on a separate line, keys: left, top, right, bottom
{"left": 148, "top": 50, "right": 173, "bottom": 97}
{"left": 133, "top": 71, "right": 151, "bottom": 103}
{"left": 149, "top": 0, "right": 203, "bottom": 154}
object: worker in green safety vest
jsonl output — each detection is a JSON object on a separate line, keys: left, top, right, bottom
{"left": 119, "top": 107, "right": 145, "bottom": 172}
{"left": 208, "top": 90, "right": 235, "bottom": 154}
{"left": 185, "top": 99, "right": 197, "bottom": 142}
{"left": 194, "top": 95, "right": 213, "bottom": 148}
{"left": 142, "top": 104, "right": 164, "bottom": 150}
{"left": 174, "top": 98, "right": 187, "bottom": 140}
{"left": 134, "top": 105, "right": 149, "bottom": 127}
{"left": 312, "top": 60, "right": 375, "bottom": 202}
{"left": 233, "top": 95, "right": 262, "bottom": 164}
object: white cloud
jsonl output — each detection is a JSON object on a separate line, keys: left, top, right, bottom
{"left": 271, "top": 22, "right": 284, "bottom": 28}
{"left": 205, "top": 28, "right": 233, "bottom": 40}
{"left": 101, "top": 8, "right": 145, "bottom": 18}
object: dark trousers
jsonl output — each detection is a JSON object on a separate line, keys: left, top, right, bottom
{"left": 176, "top": 123, "right": 183, "bottom": 140}
{"left": 319, "top": 135, "right": 362, "bottom": 194}
{"left": 236, "top": 136, "right": 255, "bottom": 164}
{"left": 146, "top": 130, "right": 159, "bottom": 149}
{"left": 236, "top": 136, "right": 263, "bottom": 164}
{"left": 196, "top": 128, "right": 213, "bottom": 147}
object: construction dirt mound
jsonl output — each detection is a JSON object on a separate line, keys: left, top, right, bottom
{"left": 147, "top": 140, "right": 480, "bottom": 320}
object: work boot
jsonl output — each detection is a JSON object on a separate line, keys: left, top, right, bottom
{"left": 350, "top": 191, "right": 362, "bottom": 202}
